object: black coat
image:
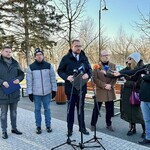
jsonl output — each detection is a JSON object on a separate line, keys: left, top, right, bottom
{"left": 120, "top": 63, "right": 150, "bottom": 102}
{"left": 0, "top": 56, "right": 24, "bottom": 104}
{"left": 120, "top": 60, "right": 144, "bottom": 123}
{"left": 58, "top": 49, "right": 91, "bottom": 95}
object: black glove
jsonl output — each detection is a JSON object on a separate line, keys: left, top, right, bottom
{"left": 29, "top": 94, "right": 33, "bottom": 102}
{"left": 52, "top": 91, "right": 56, "bottom": 99}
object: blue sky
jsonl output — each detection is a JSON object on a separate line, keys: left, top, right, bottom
{"left": 85, "top": 0, "right": 150, "bottom": 38}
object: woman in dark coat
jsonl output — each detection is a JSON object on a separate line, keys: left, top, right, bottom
{"left": 120, "top": 52, "right": 145, "bottom": 137}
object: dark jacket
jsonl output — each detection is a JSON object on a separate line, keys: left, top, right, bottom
{"left": 0, "top": 55, "right": 24, "bottom": 104}
{"left": 120, "top": 60, "right": 144, "bottom": 123}
{"left": 120, "top": 63, "right": 150, "bottom": 102}
{"left": 58, "top": 49, "right": 91, "bottom": 95}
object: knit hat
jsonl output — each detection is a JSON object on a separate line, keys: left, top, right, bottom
{"left": 128, "top": 52, "right": 141, "bottom": 63}
{"left": 34, "top": 48, "right": 44, "bottom": 56}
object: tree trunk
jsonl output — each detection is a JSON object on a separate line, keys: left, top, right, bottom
{"left": 24, "top": 2, "right": 31, "bottom": 66}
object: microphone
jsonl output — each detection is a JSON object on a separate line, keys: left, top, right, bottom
{"left": 103, "top": 65, "right": 114, "bottom": 73}
{"left": 78, "top": 64, "right": 85, "bottom": 73}
{"left": 73, "top": 69, "right": 78, "bottom": 77}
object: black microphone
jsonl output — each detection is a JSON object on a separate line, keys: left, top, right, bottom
{"left": 78, "top": 63, "right": 85, "bottom": 73}
{"left": 73, "top": 69, "right": 78, "bottom": 77}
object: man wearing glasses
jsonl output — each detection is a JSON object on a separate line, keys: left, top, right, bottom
{"left": 90, "top": 50, "right": 117, "bottom": 132}
{"left": 58, "top": 40, "right": 92, "bottom": 137}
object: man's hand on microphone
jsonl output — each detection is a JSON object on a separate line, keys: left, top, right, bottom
{"left": 101, "top": 70, "right": 106, "bottom": 75}
{"left": 82, "top": 73, "right": 89, "bottom": 79}
{"left": 105, "top": 84, "right": 112, "bottom": 90}
{"left": 67, "top": 75, "right": 74, "bottom": 82}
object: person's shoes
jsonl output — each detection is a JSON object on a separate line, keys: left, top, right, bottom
{"left": 141, "top": 133, "right": 146, "bottom": 138}
{"left": 67, "top": 130, "right": 73, "bottom": 137}
{"left": 46, "top": 127, "right": 52, "bottom": 133}
{"left": 2, "top": 132, "right": 8, "bottom": 139}
{"left": 90, "top": 125, "right": 95, "bottom": 132}
{"left": 106, "top": 126, "right": 114, "bottom": 132}
{"left": 36, "top": 127, "right": 42, "bottom": 134}
{"left": 11, "top": 129, "right": 22, "bottom": 135}
{"left": 79, "top": 129, "right": 90, "bottom": 135}
{"left": 127, "top": 129, "right": 136, "bottom": 136}
{"left": 138, "top": 139, "right": 150, "bottom": 145}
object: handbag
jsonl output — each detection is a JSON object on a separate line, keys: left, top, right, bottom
{"left": 129, "top": 82, "right": 141, "bottom": 105}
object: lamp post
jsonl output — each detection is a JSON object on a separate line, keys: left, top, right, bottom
{"left": 99, "top": 0, "right": 108, "bottom": 61}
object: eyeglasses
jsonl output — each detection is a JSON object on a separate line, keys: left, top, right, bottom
{"left": 101, "top": 54, "right": 109, "bottom": 57}
{"left": 74, "top": 45, "right": 82, "bottom": 48}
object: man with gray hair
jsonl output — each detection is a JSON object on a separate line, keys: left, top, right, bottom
{"left": 90, "top": 50, "right": 117, "bottom": 132}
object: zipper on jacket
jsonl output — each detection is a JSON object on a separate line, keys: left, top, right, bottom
{"left": 40, "top": 70, "right": 44, "bottom": 95}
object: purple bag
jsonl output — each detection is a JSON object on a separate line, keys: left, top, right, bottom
{"left": 129, "top": 91, "right": 140, "bottom": 105}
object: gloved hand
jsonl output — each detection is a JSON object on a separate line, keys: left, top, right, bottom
{"left": 29, "top": 94, "right": 33, "bottom": 102}
{"left": 52, "top": 91, "right": 56, "bottom": 99}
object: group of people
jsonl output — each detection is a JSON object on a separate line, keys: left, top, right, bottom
{"left": 0, "top": 40, "right": 150, "bottom": 146}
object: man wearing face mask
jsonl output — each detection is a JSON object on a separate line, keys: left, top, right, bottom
{"left": 26, "top": 48, "right": 57, "bottom": 134}
{"left": 58, "top": 40, "right": 92, "bottom": 137}
{"left": 0, "top": 46, "right": 24, "bottom": 139}
{"left": 90, "top": 50, "right": 117, "bottom": 132}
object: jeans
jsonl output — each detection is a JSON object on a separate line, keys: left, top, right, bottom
{"left": 91, "top": 101, "right": 114, "bottom": 127}
{"left": 0, "top": 103, "right": 18, "bottom": 132}
{"left": 140, "top": 101, "right": 150, "bottom": 140}
{"left": 66, "top": 93, "right": 86, "bottom": 131}
{"left": 34, "top": 94, "right": 51, "bottom": 128}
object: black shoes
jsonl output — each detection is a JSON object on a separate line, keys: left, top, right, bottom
{"left": 36, "top": 127, "right": 42, "bottom": 134}
{"left": 2, "top": 132, "right": 8, "bottom": 139}
{"left": 67, "top": 130, "right": 73, "bottom": 137}
{"left": 138, "top": 139, "right": 150, "bottom": 145}
{"left": 106, "top": 126, "right": 114, "bottom": 132}
{"left": 141, "top": 133, "right": 146, "bottom": 139}
{"left": 127, "top": 129, "right": 136, "bottom": 136}
{"left": 11, "top": 129, "right": 22, "bottom": 135}
{"left": 46, "top": 127, "right": 52, "bottom": 133}
{"left": 79, "top": 129, "right": 89, "bottom": 135}
{"left": 90, "top": 125, "right": 95, "bottom": 132}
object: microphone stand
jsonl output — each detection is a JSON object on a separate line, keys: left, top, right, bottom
{"left": 51, "top": 73, "right": 79, "bottom": 150}
{"left": 83, "top": 70, "right": 106, "bottom": 150}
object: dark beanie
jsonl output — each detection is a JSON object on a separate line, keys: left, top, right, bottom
{"left": 34, "top": 48, "right": 44, "bottom": 56}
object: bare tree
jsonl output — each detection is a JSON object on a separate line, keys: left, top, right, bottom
{"left": 134, "top": 9, "right": 150, "bottom": 40}
{"left": 79, "top": 17, "right": 109, "bottom": 63}
{"left": 53, "top": 0, "right": 87, "bottom": 47}
{"left": 109, "top": 27, "right": 134, "bottom": 65}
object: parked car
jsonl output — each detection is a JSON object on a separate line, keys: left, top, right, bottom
{"left": 116, "top": 65, "right": 124, "bottom": 71}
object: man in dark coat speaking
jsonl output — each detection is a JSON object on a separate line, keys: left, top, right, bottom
{"left": 58, "top": 39, "right": 92, "bottom": 137}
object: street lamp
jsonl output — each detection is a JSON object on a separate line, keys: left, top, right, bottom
{"left": 99, "top": 0, "right": 108, "bottom": 61}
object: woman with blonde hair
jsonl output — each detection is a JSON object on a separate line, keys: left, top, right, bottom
{"left": 120, "top": 52, "right": 145, "bottom": 137}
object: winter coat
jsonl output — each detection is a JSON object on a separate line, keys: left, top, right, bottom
{"left": 58, "top": 49, "right": 92, "bottom": 95}
{"left": 93, "top": 62, "right": 117, "bottom": 102}
{"left": 120, "top": 60, "right": 144, "bottom": 124}
{"left": 120, "top": 63, "right": 150, "bottom": 102}
{"left": 26, "top": 60, "right": 57, "bottom": 96}
{"left": 0, "top": 56, "right": 24, "bottom": 104}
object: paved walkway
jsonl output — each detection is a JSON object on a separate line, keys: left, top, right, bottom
{"left": 0, "top": 108, "right": 150, "bottom": 150}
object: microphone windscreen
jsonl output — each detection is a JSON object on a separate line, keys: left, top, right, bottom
{"left": 104, "top": 65, "right": 109, "bottom": 71}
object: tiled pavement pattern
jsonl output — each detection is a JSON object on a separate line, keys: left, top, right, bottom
{"left": 0, "top": 108, "right": 150, "bottom": 150}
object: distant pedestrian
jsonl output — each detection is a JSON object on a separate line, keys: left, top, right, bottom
{"left": 26, "top": 48, "right": 57, "bottom": 134}
{"left": 0, "top": 46, "right": 24, "bottom": 139}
